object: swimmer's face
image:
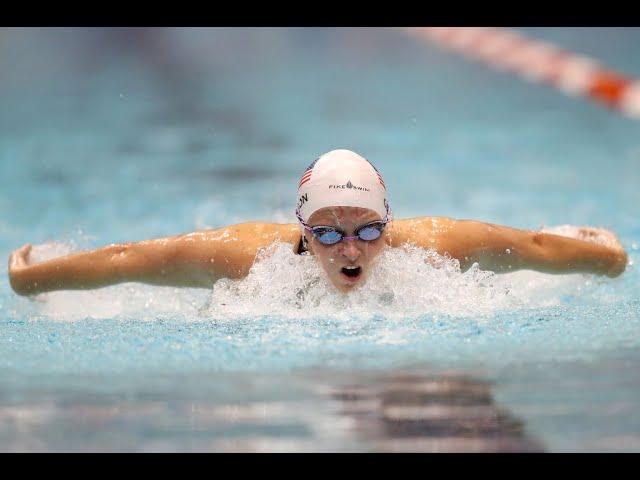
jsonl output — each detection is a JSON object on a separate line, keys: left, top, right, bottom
{"left": 305, "top": 206, "right": 388, "bottom": 292}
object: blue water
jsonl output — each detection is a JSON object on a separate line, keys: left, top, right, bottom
{"left": 1, "top": 27, "right": 639, "bottom": 452}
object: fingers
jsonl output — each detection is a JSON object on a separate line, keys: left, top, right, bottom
{"left": 9, "top": 244, "right": 32, "bottom": 270}
{"left": 576, "top": 229, "right": 627, "bottom": 277}
{"left": 607, "top": 249, "right": 628, "bottom": 278}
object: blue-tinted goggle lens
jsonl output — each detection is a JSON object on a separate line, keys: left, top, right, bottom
{"left": 311, "top": 222, "right": 385, "bottom": 245}
{"left": 315, "top": 228, "right": 343, "bottom": 245}
{"left": 357, "top": 225, "right": 383, "bottom": 241}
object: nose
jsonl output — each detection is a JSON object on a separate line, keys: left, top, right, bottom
{"left": 340, "top": 238, "right": 362, "bottom": 261}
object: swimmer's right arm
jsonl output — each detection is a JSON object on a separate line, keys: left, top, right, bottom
{"left": 8, "top": 223, "right": 299, "bottom": 296}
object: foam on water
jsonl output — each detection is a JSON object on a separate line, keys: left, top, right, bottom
{"left": 207, "top": 242, "right": 588, "bottom": 321}
{"left": 20, "top": 242, "right": 207, "bottom": 322}
{"left": 18, "top": 229, "right": 622, "bottom": 323}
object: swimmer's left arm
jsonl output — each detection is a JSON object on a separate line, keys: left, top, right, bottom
{"left": 436, "top": 219, "right": 628, "bottom": 277}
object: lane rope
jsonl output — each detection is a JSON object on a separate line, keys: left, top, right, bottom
{"left": 402, "top": 27, "right": 640, "bottom": 119}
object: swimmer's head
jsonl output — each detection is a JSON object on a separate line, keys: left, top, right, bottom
{"left": 295, "top": 149, "right": 391, "bottom": 292}
{"left": 296, "top": 149, "right": 389, "bottom": 225}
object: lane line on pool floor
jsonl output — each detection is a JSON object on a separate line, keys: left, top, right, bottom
{"left": 402, "top": 27, "right": 640, "bottom": 120}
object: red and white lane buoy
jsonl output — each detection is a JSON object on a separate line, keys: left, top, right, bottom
{"left": 403, "top": 27, "right": 640, "bottom": 119}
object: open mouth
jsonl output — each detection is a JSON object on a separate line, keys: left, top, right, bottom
{"left": 340, "top": 266, "right": 362, "bottom": 280}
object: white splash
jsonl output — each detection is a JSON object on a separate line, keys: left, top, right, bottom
{"left": 205, "top": 242, "right": 601, "bottom": 321}
{"left": 17, "top": 242, "right": 207, "bottom": 322}
{"left": 19, "top": 236, "right": 614, "bottom": 322}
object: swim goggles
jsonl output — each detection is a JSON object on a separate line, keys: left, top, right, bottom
{"left": 295, "top": 203, "right": 392, "bottom": 246}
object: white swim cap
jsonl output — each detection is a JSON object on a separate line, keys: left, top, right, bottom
{"left": 295, "top": 149, "right": 390, "bottom": 224}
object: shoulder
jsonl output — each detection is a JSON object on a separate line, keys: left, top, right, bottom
{"left": 199, "top": 222, "right": 301, "bottom": 247}
{"left": 386, "top": 216, "right": 457, "bottom": 249}
{"left": 181, "top": 222, "right": 301, "bottom": 279}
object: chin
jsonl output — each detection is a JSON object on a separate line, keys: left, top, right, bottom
{"left": 335, "top": 278, "right": 364, "bottom": 292}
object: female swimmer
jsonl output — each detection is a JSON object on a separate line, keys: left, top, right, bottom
{"left": 8, "top": 149, "right": 628, "bottom": 296}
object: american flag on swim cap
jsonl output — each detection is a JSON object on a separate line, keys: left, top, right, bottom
{"left": 298, "top": 157, "right": 318, "bottom": 188}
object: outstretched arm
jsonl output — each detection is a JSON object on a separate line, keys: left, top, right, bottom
{"left": 441, "top": 219, "right": 628, "bottom": 277}
{"left": 8, "top": 223, "right": 299, "bottom": 296}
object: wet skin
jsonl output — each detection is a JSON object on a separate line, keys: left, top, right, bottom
{"left": 8, "top": 210, "right": 627, "bottom": 296}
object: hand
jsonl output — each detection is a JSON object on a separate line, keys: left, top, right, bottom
{"left": 8, "top": 244, "right": 32, "bottom": 294}
{"left": 575, "top": 227, "right": 628, "bottom": 277}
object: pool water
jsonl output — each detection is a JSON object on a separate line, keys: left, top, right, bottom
{"left": 1, "top": 27, "right": 639, "bottom": 452}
